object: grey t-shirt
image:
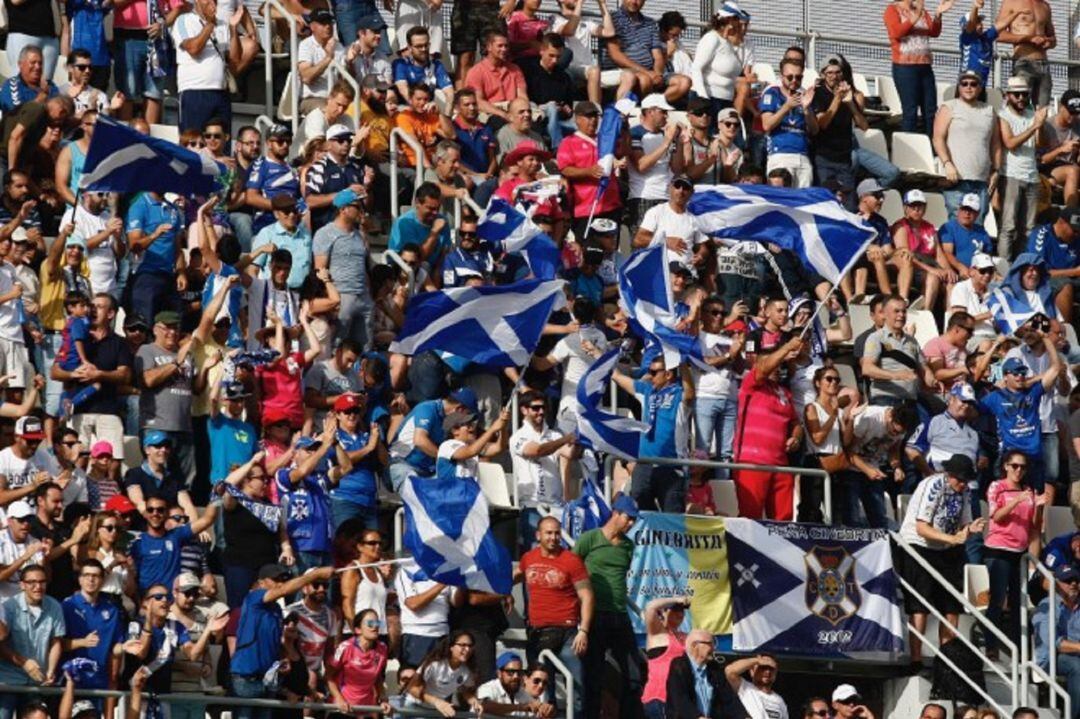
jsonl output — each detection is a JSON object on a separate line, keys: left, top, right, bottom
{"left": 862, "top": 328, "right": 924, "bottom": 404}
{"left": 495, "top": 126, "right": 546, "bottom": 160}
{"left": 303, "top": 358, "right": 364, "bottom": 425}
{"left": 312, "top": 223, "right": 370, "bottom": 298}
{"left": 135, "top": 343, "right": 194, "bottom": 433}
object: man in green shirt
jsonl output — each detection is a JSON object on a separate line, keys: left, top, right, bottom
{"left": 574, "top": 493, "right": 641, "bottom": 718}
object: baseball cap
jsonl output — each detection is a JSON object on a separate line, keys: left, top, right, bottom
{"left": 90, "top": 440, "right": 115, "bottom": 459}
{"left": 1063, "top": 90, "right": 1080, "bottom": 115}
{"left": 714, "top": 0, "right": 749, "bottom": 20}
{"left": 641, "top": 93, "right": 675, "bottom": 111}
{"left": 333, "top": 188, "right": 364, "bottom": 208}
{"left": 15, "top": 416, "right": 44, "bottom": 439}
{"left": 957, "top": 69, "right": 983, "bottom": 85}
{"left": 326, "top": 123, "right": 353, "bottom": 141}
{"left": 267, "top": 123, "right": 293, "bottom": 139}
{"left": 154, "top": 310, "right": 181, "bottom": 326}
{"left": 443, "top": 411, "right": 478, "bottom": 432}
{"left": 832, "top": 684, "right": 861, "bottom": 703}
{"left": 671, "top": 174, "right": 694, "bottom": 191}
{"left": 611, "top": 493, "right": 639, "bottom": 518}
{"left": 950, "top": 382, "right": 976, "bottom": 403}
{"left": 496, "top": 652, "right": 522, "bottom": 670}
{"left": 70, "top": 701, "right": 97, "bottom": 718}
{"left": 263, "top": 407, "right": 291, "bottom": 426}
{"left": 308, "top": 8, "right": 334, "bottom": 24}
{"left": 294, "top": 436, "right": 322, "bottom": 450}
{"left": 573, "top": 100, "right": 601, "bottom": 117}
{"left": 142, "top": 429, "right": 171, "bottom": 447}
{"left": 104, "top": 495, "right": 137, "bottom": 514}
{"left": 856, "top": 179, "right": 885, "bottom": 197}
{"left": 724, "top": 319, "right": 749, "bottom": 333}
{"left": 971, "top": 252, "right": 995, "bottom": 270}
{"left": 333, "top": 393, "right": 363, "bottom": 412}
{"left": 1005, "top": 76, "right": 1030, "bottom": 93}
{"left": 959, "top": 193, "right": 981, "bottom": 212}
{"left": 357, "top": 14, "right": 387, "bottom": 30}
{"left": 10, "top": 227, "right": 27, "bottom": 243}
{"left": 1056, "top": 564, "right": 1080, "bottom": 582}
{"left": 65, "top": 234, "right": 87, "bottom": 250}
{"left": 1061, "top": 206, "right": 1080, "bottom": 230}
{"left": 589, "top": 218, "right": 617, "bottom": 235}
{"left": 686, "top": 96, "right": 711, "bottom": 115}
{"left": 1002, "top": 357, "right": 1029, "bottom": 375}
{"left": 222, "top": 381, "right": 249, "bottom": 400}
{"left": 176, "top": 572, "right": 201, "bottom": 592}
{"left": 717, "top": 107, "right": 740, "bottom": 124}
{"left": 450, "top": 387, "right": 479, "bottom": 413}
{"left": 903, "top": 189, "right": 927, "bottom": 205}
{"left": 943, "top": 454, "right": 976, "bottom": 481}
{"left": 257, "top": 563, "right": 292, "bottom": 581}
{"left": 124, "top": 313, "right": 150, "bottom": 332}
{"left": 668, "top": 261, "right": 693, "bottom": 278}
{"left": 271, "top": 193, "right": 298, "bottom": 213}
{"left": 6, "top": 500, "right": 33, "bottom": 520}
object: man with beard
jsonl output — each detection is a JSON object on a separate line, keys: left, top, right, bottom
{"left": 29, "top": 481, "right": 91, "bottom": 600}
{"left": 285, "top": 569, "right": 342, "bottom": 691}
{"left": 169, "top": 572, "right": 228, "bottom": 711}
{"left": 478, "top": 653, "right": 555, "bottom": 716}
{"left": 724, "top": 654, "right": 789, "bottom": 719}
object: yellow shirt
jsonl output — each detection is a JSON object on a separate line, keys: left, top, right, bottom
{"left": 360, "top": 101, "right": 392, "bottom": 157}
{"left": 38, "top": 259, "right": 91, "bottom": 332}
{"left": 191, "top": 336, "right": 226, "bottom": 417}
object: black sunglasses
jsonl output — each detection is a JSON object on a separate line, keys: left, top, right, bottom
{"left": 169, "top": 514, "right": 189, "bottom": 523}
{"left": 146, "top": 506, "right": 168, "bottom": 514}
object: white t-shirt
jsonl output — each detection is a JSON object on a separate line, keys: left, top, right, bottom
{"left": 900, "top": 473, "right": 972, "bottom": 549}
{"left": 949, "top": 279, "right": 995, "bottom": 338}
{"left": 62, "top": 205, "right": 116, "bottom": 296}
{"left": 0, "top": 528, "right": 44, "bottom": 601}
{"left": 436, "top": 439, "right": 479, "bottom": 480}
{"left": 295, "top": 110, "right": 355, "bottom": 157}
{"left": 629, "top": 126, "right": 674, "bottom": 200}
{"left": 852, "top": 405, "right": 893, "bottom": 466}
{"left": 738, "top": 679, "right": 789, "bottom": 719}
{"left": 0, "top": 263, "right": 23, "bottom": 343}
{"left": 509, "top": 422, "right": 563, "bottom": 507}
{"left": 171, "top": 13, "right": 230, "bottom": 91}
{"left": 298, "top": 36, "right": 346, "bottom": 99}
{"left": 0, "top": 447, "right": 47, "bottom": 493}
{"left": 695, "top": 331, "right": 736, "bottom": 398}
{"left": 394, "top": 561, "right": 451, "bottom": 637}
{"left": 550, "top": 327, "right": 609, "bottom": 405}
{"left": 639, "top": 202, "right": 707, "bottom": 267}
{"left": 477, "top": 678, "right": 532, "bottom": 711}
{"left": 550, "top": 15, "right": 599, "bottom": 68}
{"left": 409, "top": 660, "right": 473, "bottom": 702}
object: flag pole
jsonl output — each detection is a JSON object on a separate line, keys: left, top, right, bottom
{"left": 333, "top": 557, "right": 413, "bottom": 574}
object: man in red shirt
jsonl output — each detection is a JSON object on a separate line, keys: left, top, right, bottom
{"left": 514, "top": 515, "right": 592, "bottom": 713}
{"left": 733, "top": 335, "right": 805, "bottom": 521}
{"left": 464, "top": 29, "right": 528, "bottom": 122}
{"left": 557, "top": 100, "right": 623, "bottom": 242}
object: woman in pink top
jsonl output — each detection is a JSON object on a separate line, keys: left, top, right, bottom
{"left": 883, "top": 0, "right": 954, "bottom": 133}
{"left": 983, "top": 450, "right": 1040, "bottom": 659}
{"left": 641, "top": 595, "right": 690, "bottom": 719}
{"left": 505, "top": 0, "right": 551, "bottom": 60}
{"left": 328, "top": 608, "right": 391, "bottom": 717}
{"left": 890, "top": 190, "right": 954, "bottom": 311}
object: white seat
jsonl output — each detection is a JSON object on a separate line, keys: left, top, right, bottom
{"left": 277, "top": 71, "right": 296, "bottom": 121}
{"left": 751, "top": 62, "right": 776, "bottom": 85}
{"left": 964, "top": 563, "right": 990, "bottom": 610}
{"left": 910, "top": 309, "right": 940, "bottom": 346}
{"left": 1065, "top": 322, "right": 1079, "bottom": 351}
{"left": 854, "top": 127, "right": 888, "bottom": 160}
{"left": 993, "top": 256, "right": 1011, "bottom": 281}
{"left": 849, "top": 303, "right": 874, "bottom": 341}
{"left": 852, "top": 72, "right": 870, "bottom": 96}
{"left": 896, "top": 493, "right": 912, "bottom": 522}
{"left": 0, "top": 52, "right": 12, "bottom": 80}
{"left": 881, "top": 189, "right": 903, "bottom": 224}
{"left": 923, "top": 191, "right": 949, "bottom": 227}
{"left": 891, "top": 131, "right": 941, "bottom": 175}
{"left": 710, "top": 480, "right": 738, "bottom": 517}
{"left": 875, "top": 75, "right": 903, "bottom": 117}
{"left": 148, "top": 123, "right": 180, "bottom": 143}
{"left": 122, "top": 435, "right": 143, "bottom": 472}
{"left": 1045, "top": 506, "right": 1077, "bottom": 542}
{"left": 477, "top": 462, "right": 513, "bottom": 509}
{"left": 938, "top": 83, "right": 955, "bottom": 106}
{"left": 986, "top": 87, "right": 1004, "bottom": 109}
{"left": 801, "top": 68, "right": 818, "bottom": 90}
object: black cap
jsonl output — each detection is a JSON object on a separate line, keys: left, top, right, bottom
{"left": 668, "top": 261, "right": 693, "bottom": 277}
{"left": 257, "top": 563, "right": 292, "bottom": 581}
{"left": 308, "top": 8, "right": 334, "bottom": 24}
{"left": 573, "top": 101, "right": 601, "bottom": 117}
{"left": 942, "top": 454, "right": 976, "bottom": 482}
{"left": 267, "top": 123, "right": 293, "bottom": 139}
{"left": 271, "top": 193, "right": 298, "bottom": 213}
{"left": 1061, "top": 206, "right": 1080, "bottom": 230}
{"left": 1063, "top": 89, "right": 1080, "bottom": 115}
{"left": 686, "top": 96, "right": 711, "bottom": 115}
{"left": 357, "top": 14, "right": 387, "bottom": 31}
{"left": 671, "top": 174, "right": 694, "bottom": 190}
{"left": 124, "top": 313, "right": 150, "bottom": 331}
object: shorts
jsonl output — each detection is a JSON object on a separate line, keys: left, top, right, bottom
{"left": 899, "top": 543, "right": 965, "bottom": 615}
{"left": 113, "top": 33, "right": 165, "bottom": 100}
{"left": 1050, "top": 275, "right": 1075, "bottom": 294}
{"left": 449, "top": 0, "right": 505, "bottom": 55}
{"left": 0, "top": 337, "right": 28, "bottom": 388}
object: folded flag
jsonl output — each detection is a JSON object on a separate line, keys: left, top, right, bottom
{"left": 478, "top": 197, "right": 560, "bottom": 280}
{"left": 688, "top": 184, "right": 876, "bottom": 285}
{"left": 575, "top": 345, "right": 649, "bottom": 461}
{"left": 80, "top": 116, "right": 221, "bottom": 196}
{"left": 400, "top": 474, "right": 512, "bottom": 595}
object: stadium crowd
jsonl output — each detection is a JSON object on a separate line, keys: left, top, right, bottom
{"left": 1, "top": 0, "right": 1080, "bottom": 715}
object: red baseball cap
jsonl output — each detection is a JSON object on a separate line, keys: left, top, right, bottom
{"left": 724, "top": 319, "right": 749, "bottom": 334}
{"left": 105, "top": 495, "right": 137, "bottom": 514}
{"left": 333, "top": 393, "right": 363, "bottom": 412}
{"left": 262, "top": 407, "right": 291, "bottom": 426}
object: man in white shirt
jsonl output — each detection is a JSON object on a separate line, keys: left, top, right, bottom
{"left": 0, "top": 501, "right": 46, "bottom": 601}
{"left": 298, "top": 9, "right": 358, "bottom": 116}
{"left": 434, "top": 409, "right": 510, "bottom": 482}
{"left": 0, "top": 235, "right": 27, "bottom": 389}
{"left": 0, "top": 417, "right": 51, "bottom": 501}
{"left": 627, "top": 93, "right": 686, "bottom": 233}
{"left": 632, "top": 174, "right": 706, "bottom": 267}
{"left": 60, "top": 192, "right": 124, "bottom": 300}
{"left": 478, "top": 653, "right": 554, "bottom": 717}
{"left": 724, "top": 654, "right": 789, "bottom": 719}
{"left": 172, "top": 0, "right": 241, "bottom": 133}
{"left": 394, "top": 558, "right": 452, "bottom": 669}
{"left": 949, "top": 252, "right": 998, "bottom": 347}
{"left": 509, "top": 390, "right": 575, "bottom": 550}
{"left": 530, "top": 298, "right": 609, "bottom": 434}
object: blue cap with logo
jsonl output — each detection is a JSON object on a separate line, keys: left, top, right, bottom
{"left": 450, "top": 387, "right": 479, "bottom": 413}
{"left": 1002, "top": 357, "right": 1029, "bottom": 376}
{"left": 143, "top": 429, "right": 171, "bottom": 447}
{"left": 950, "top": 383, "right": 976, "bottom": 403}
{"left": 612, "top": 493, "right": 640, "bottom": 518}
{"left": 333, "top": 188, "right": 364, "bottom": 208}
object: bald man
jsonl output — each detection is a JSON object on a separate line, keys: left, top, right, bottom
{"left": 496, "top": 97, "right": 547, "bottom": 160}
{"left": 665, "top": 629, "right": 749, "bottom": 719}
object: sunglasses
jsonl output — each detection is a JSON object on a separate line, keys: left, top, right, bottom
{"left": 501, "top": 668, "right": 523, "bottom": 676}
{"left": 311, "top": 581, "right": 328, "bottom": 589}
{"left": 977, "top": 267, "right": 994, "bottom": 274}
{"left": 822, "top": 376, "right": 841, "bottom": 383}
{"left": 148, "top": 593, "right": 170, "bottom": 602}
{"left": 72, "top": 63, "right": 91, "bottom": 70}
{"left": 203, "top": 132, "right": 224, "bottom": 139}
{"left": 100, "top": 524, "right": 118, "bottom": 532}
{"left": 706, "top": 309, "right": 725, "bottom": 316}
{"left": 340, "top": 408, "right": 361, "bottom": 415}
{"left": 362, "top": 619, "right": 381, "bottom": 628}
{"left": 458, "top": 231, "right": 478, "bottom": 238}
{"left": 688, "top": 108, "right": 709, "bottom": 116}
{"left": 529, "top": 677, "right": 548, "bottom": 686}
{"left": 1006, "top": 462, "right": 1028, "bottom": 470}
{"left": 146, "top": 506, "right": 168, "bottom": 514}
{"left": 360, "top": 539, "right": 381, "bottom": 546}
{"left": 721, "top": 120, "right": 739, "bottom": 127}
{"left": 959, "top": 81, "right": 981, "bottom": 88}
{"left": 169, "top": 514, "right": 189, "bottom": 522}
{"left": 1008, "top": 91, "right": 1030, "bottom": 97}
{"left": 181, "top": 589, "right": 200, "bottom": 598}
{"left": 784, "top": 74, "right": 804, "bottom": 81}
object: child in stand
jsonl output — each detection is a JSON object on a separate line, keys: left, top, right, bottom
{"left": 685, "top": 449, "right": 719, "bottom": 515}
{"left": 58, "top": 288, "right": 100, "bottom": 420}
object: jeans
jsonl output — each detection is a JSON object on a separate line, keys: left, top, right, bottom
{"left": 223, "top": 562, "right": 260, "bottom": 608}
{"left": 542, "top": 102, "right": 577, "bottom": 146}
{"left": 114, "top": 35, "right": 165, "bottom": 100}
{"left": 169, "top": 701, "right": 207, "bottom": 719}
{"left": 7, "top": 34, "right": 59, "bottom": 82}
{"left": 999, "top": 177, "right": 1040, "bottom": 260}
{"left": 630, "top": 463, "right": 686, "bottom": 513}
{"left": 401, "top": 633, "right": 440, "bottom": 668}
{"left": 841, "top": 470, "right": 888, "bottom": 528}
{"left": 814, "top": 154, "right": 856, "bottom": 196}
{"left": 127, "top": 270, "right": 179, "bottom": 331}
{"left": 232, "top": 674, "right": 272, "bottom": 719}
{"left": 330, "top": 496, "right": 378, "bottom": 530}
{"left": 337, "top": 292, "right": 375, "bottom": 350}
{"left": 892, "top": 62, "right": 937, "bottom": 134}
{"left": 643, "top": 701, "right": 666, "bottom": 719}
{"left": 943, "top": 180, "right": 988, "bottom": 224}
{"left": 332, "top": 0, "right": 388, "bottom": 52}
{"left": 984, "top": 546, "right": 1022, "bottom": 653}
{"left": 853, "top": 146, "right": 901, "bottom": 188}
{"left": 694, "top": 395, "right": 737, "bottom": 478}
{"left": 179, "top": 89, "right": 232, "bottom": 134}
{"left": 228, "top": 212, "right": 255, "bottom": 252}
{"left": 296, "top": 550, "right": 330, "bottom": 575}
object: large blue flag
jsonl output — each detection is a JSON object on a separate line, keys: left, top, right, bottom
{"left": 478, "top": 198, "right": 559, "bottom": 280}
{"left": 575, "top": 345, "right": 649, "bottom": 461}
{"left": 688, "top": 184, "right": 876, "bottom": 285}
{"left": 388, "top": 279, "right": 564, "bottom": 367}
{"left": 400, "top": 475, "right": 512, "bottom": 595}
{"left": 80, "top": 116, "right": 221, "bottom": 196}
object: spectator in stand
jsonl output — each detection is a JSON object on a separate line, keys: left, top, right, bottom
{"left": 388, "top": 183, "right": 452, "bottom": 263}
{"left": 558, "top": 100, "right": 623, "bottom": 240}
{"left": 641, "top": 596, "right": 689, "bottom": 719}
{"left": 633, "top": 175, "right": 706, "bottom": 268}
{"left": 891, "top": 189, "right": 953, "bottom": 310}
{"left": 924, "top": 311, "right": 975, "bottom": 389}
{"left": 313, "top": 190, "right": 374, "bottom": 347}
{"left": 284, "top": 568, "right": 341, "bottom": 685}
{"left": 405, "top": 630, "right": 485, "bottom": 716}
{"left": 689, "top": 3, "right": 750, "bottom": 124}
{"left": 995, "top": 0, "right": 1055, "bottom": 107}
{"left": 725, "top": 654, "right": 789, "bottom": 719}
{"left": 605, "top": 0, "right": 689, "bottom": 104}
{"left": 387, "top": 387, "right": 475, "bottom": 489}
{"left": 521, "top": 34, "right": 578, "bottom": 146}
{"left": 998, "top": 76, "right": 1045, "bottom": 259}
{"left": 0, "top": 47, "right": 59, "bottom": 117}
{"left": 396, "top": 83, "right": 456, "bottom": 171}
{"left": 392, "top": 27, "right": 454, "bottom": 108}
{"left": 464, "top": 30, "right": 528, "bottom": 124}
{"left": 172, "top": 0, "right": 241, "bottom": 134}
{"left": 924, "top": 383, "right": 981, "bottom": 471}
{"left": 845, "top": 400, "right": 921, "bottom": 527}
{"left": 665, "top": 629, "right": 745, "bottom": 719}
{"left": 329, "top": 392, "right": 386, "bottom": 529}
{"left": 990, "top": 254, "right": 1058, "bottom": 334}
{"left": 960, "top": 0, "right": 1014, "bottom": 89}
{"left": 552, "top": 0, "right": 613, "bottom": 105}
{"left": 327, "top": 608, "right": 391, "bottom": 716}
{"left": 939, "top": 194, "right": 994, "bottom": 280}
{"left": 1038, "top": 90, "right": 1080, "bottom": 208}
{"left": 395, "top": 557, "right": 451, "bottom": 670}
{"left": 278, "top": 429, "right": 347, "bottom": 573}
{"left": 60, "top": 559, "right": 124, "bottom": 707}
{"left": 883, "top": 0, "right": 950, "bottom": 134}
{"left": 77, "top": 508, "right": 133, "bottom": 600}
{"left": 575, "top": 494, "right": 641, "bottom": 718}
{"left": 831, "top": 685, "right": 877, "bottom": 719}
{"left": 932, "top": 69, "right": 999, "bottom": 221}
{"left": 1033, "top": 564, "right": 1080, "bottom": 711}
{"left": 251, "top": 196, "right": 312, "bottom": 291}
{"left": 478, "top": 653, "right": 555, "bottom": 716}
{"left": 350, "top": 16, "right": 391, "bottom": 86}
{"left": 504, "top": 0, "right": 549, "bottom": 59}
{"left": 628, "top": 94, "right": 685, "bottom": 233}
{"left": 811, "top": 56, "right": 869, "bottom": 199}
{"left": 129, "top": 492, "right": 217, "bottom": 595}
{"left": 0, "top": 564, "right": 64, "bottom": 714}
{"left": 297, "top": 10, "right": 355, "bottom": 116}
{"left": 305, "top": 128, "right": 370, "bottom": 234}
{"left": 950, "top": 252, "right": 997, "bottom": 344}
{"left": 851, "top": 180, "right": 894, "bottom": 297}
{"left": 245, "top": 124, "right": 304, "bottom": 235}
{"left": 862, "top": 295, "right": 934, "bottom": 406}
{"left": 0, "top": 501, "right": 47, "bottom": 602}
{"left": 759, "top": 58, "right": 818, "bottom": 189}
{"left": 124, "top": 190, "right": 185, "bottom": 326}
{"left": 899, "top": 454, "right": 983, "bottom": 666}
{"left": 509, "top": 392, "right": 575, "bottom": 548}
{"left": 169, "top": 573, "right": 228, "bottom": 713}
{"left": 1026, "top": 207, "right": 1080, "bottom": 323}
{"left": 453, "top": 90, "right": 498, "bottom": 182}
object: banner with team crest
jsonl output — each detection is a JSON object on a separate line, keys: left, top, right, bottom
{"left": 724, "top": 519, "right": 905, "bottom": 658}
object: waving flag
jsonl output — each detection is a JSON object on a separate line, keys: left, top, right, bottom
{"left": 563, "top": 477, "right": 611, "bottom": 539}
{"left": 80, "top": 116, "right": 221, "bottom": 196}
{"left": 618, "top": 243, "right": 706, "bottom": 369}
{"left": 401, "top": 475, "right": 512, "bottom": 595}
{"left": 688, "top": 184, "right": 876, "bottom": 284}
{"left": 583, "top": 98, "right": 634, "bottom": 236}
{"left": 726, "top": 519, "right": 905, "bottom": 658}
{"left": 575, "top": 345, "right": 649, "bottom": 460}
{"left": 478, "top": 198, "right": 559, "bottom": 280}
{"left": 389, "top": 279, "right": 564, "bottom": 367}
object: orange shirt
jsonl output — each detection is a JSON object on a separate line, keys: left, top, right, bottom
{"left": 464, "top": 58, "right": 527, "bottom": 104}
{"left": 883, "top": 5, "right": 941, "bottom": 65}
{"left": 394, "top": 110, "right": 441, "bottom": 167}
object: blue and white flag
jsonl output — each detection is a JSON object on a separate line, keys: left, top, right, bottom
{"left": 688, "top": 185, "right": 876, "bottom": 285}
{"left": 400, "top": 475, "right": 512, "bottom": 595}
{"left": 563, "top": 477, "right": 611, "bottom": 539}
{"left": 478, "top": 197, "right": 560, "bottom": 280}
{"left": 80, "top": 116, "right": 221, "bottom": 196}
{"left": 575, "top": 345, "right": 649, "bottom": 460}
{"left": 987, "top": 286, "right": 1041, "bottom": 335}
{"left": 389, "top": 279, "right": 564, "bottom": 367}
{"left": 725, "top": 519, "right": 905, "bottom": 658}
{"left": 618, "top": 243, "right": 706, "bottom": 369}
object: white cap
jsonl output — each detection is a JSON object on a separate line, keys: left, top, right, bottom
{"left": 641, "top": 93, "right": 675, "bottom": 112}
{"left": 959, "top": 193, "right": 981, "bottom": 212}
{"left": 971, "top": 252, "right": 995, "bottom": 270}
{"left": 6, "top": 500, "right": 33, "bottom": 520}
{"left": 903, "top": 189, "right": 927, "bottom": 205}
{"left": 831, "top": 684, "right": 861, "bottom": 703}
{"left": 10, "top": 227, "right": 27, "bottom": 242}
{"left": 326, "top": 124, "right": 353, "bottom": 140}
{"left": 1006, "top": 76, "right": 1030, "bottom": 93}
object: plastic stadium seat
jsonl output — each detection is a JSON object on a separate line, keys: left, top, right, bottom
{"left": 848, "top": 303, "right": 873, "bottom": 341}
{"left": 923, "top": 192, "right": 949, "bottom": 227}
{"left": 122, "top": 435, "right": 143, "bottom": 472}
{"left": 477, "top": 462, "right": 513, "bottom": 509}
{"left": 710, "top": 480, "right": 739, "bottom": 517}
{"left": 891, "top": 132, "right": 941, "bottom": 175}
{"left": 149, "top": 124, "right": 180, "bottom": 144}
{"left": 0, "top": 52, "right": 12, "bottom": 80}
{"left": 938, "top": 83, "right": 955, "bottom": 106}
{"left": 984, "top": 209, "right": 999, "bottom": 238}
{"left": 1045, "top": 506, "right": 1076, "bottom": 541}
{"left": 854, "top": 128, "right": 888, "bottom": 160}
{"left": 909, "top": 309, "right": 940, "bottom": 346}
{"left": 896, "top": 493, "right": 912, "bottom": 522}
{"left": 881, "top": 189, "right": 903, "bottom": 224}
{"left": 801, "top": 68, "right": 818, "bottom": 90}
{"left": 752, "top": 62, "right": 776, "bottom": 84}
{"left": 964, "top": 563, "right": 990, "bottom": 610}
{"left": 277, "top": 71, "right": 296, "bottom": 121}
{"left": 875, "top": 75, "right": 903, "bottom": 117}
{"left": 852, "top": 72, "right": 870, "bottom": 96}
{"left": 835, "top": 362, "right": 857, "bottom": 390}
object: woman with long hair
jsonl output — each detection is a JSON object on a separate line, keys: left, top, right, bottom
{"left": 691, "top": 5, "right": 752, "bottom": 124}
{"left": 801, "top": 366, "right": 850, "bottom": 524}
{"left": 327, "top": 608, "right": 391, "bottom": 718}
{"left": 406, "top": 629, "right": 484, "bottom": 716}
{"left": 641, "top": 596, "right": 690, "bottom": 719}
{"left": 339, "top": 527, "right": 392, "bottom": 629}
{"left": 76, "top": 510, "right": 135, "bottom": 603}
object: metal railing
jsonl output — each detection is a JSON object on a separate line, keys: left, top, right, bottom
{"left": 384, "top": 248, "right": 416, "bottom": 294}
{"left": 607, "top": 455, "right": 833, "bottom": 524}
{"left": 890, "top": 531, "right": 1018, "bottom": 714}
{"left": 1020, "top": 552, "right": 1072, "bottom": 719}
{"left": 261, "top": 0, "right": 299, "bottom": 133}
{"left": 538, "top": 648, "right": 575, "bottom": 719}
{"left": 389, "top": 128, "right": 425, "bottom": 217}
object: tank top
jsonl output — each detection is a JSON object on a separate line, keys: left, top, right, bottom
{"left": 943, "top": 98, "right": 995, "bottom": 182}
{"left": 352, "top": 568, "right": 388, "bottom": 625}
{"left": 892, "top": 218, "right": 937, "bottom": 258}
{"left": 805, "top": 400, "right": 844, "bottom": 455}
{"left": 69, "top": 142, "right": 87, "bottom": 201}
{"left": 641, "top": 633, "right": 686, "bottom": 703}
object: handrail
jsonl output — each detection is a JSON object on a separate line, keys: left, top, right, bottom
{"left": 538, "top": 648, "right": 575, "bottom": 719}
{"left": 1021, "top": 552, "right": 1070, "bottom": 717}
{"left": 254, "top": 114, "right": 275, "bottom": 135}
{"left": 261, "top": 0, "right": 300, "bottom": 132}
{"left": 891, "top": 531, "right": 1018, "bottom": 705}
{"left": 607, "top": 455, "right": 832, "bottom": 524}
{"left": 384, "top": 248, "right": 416, "bottom": 295}
{"left": 389, "top": 128, "right": 426, "bottom": 217}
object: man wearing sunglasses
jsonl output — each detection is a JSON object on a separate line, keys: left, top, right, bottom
{"left": 0, "top": 500, "right": 46, "bottom": 601}
{"left": 169, "top": 572, "right": 228, "bottom": 705}
{"left": 666, "top": 629, "right": 746, "bottom": 719}
{"left": 998, "top": 76, "right": 1045, "bottom": 258}
{"left": 251, "top": 194, "right": 313, "bottom": 291}
{"left": 0, "top": 416, "right": 51, "bottom": 505}
{"left": 477, "top": 652, "right": 555, "bottom": 717}
{"left": 932, "top": 70, "right": 997, "bottom": 222}
{"left": 509, "top": 390, "right": 575, "bottom": 548}
{"left": 830, "top": 684, "right": 875, "bottom": 719}
{"left": 1033, "top": 563, "right": 1080, "bottom": 709}
{"left": 949, "top": 252, "right": 998, "bottom": 344}
{"left": 802, "top": 697, "right": 830, "bottom": 719}
{"left": 129, "top": 491, "right": 219, "bottom": 596}
{"left": 245, "top": 124, "right": 303, "bottom": 234}
{"left": 759, "top": 56, "right": 818, "bottom": 189}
